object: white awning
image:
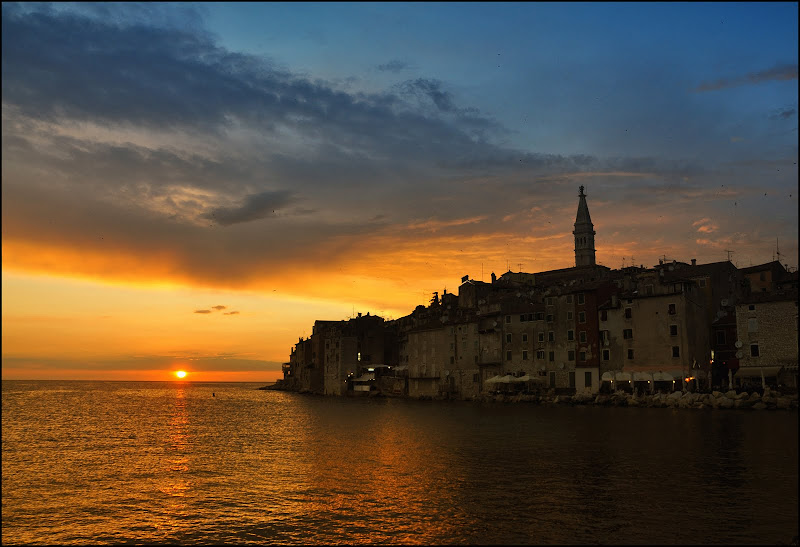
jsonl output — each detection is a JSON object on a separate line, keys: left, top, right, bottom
{"left": 633, "top": 372, "right": 653, "bottom": 382}
{"left": 735, "top": 366, "right": 783, "bottom": 378}
{"left": 485, "top": 375, "right": 505, "bottom": 384}
{"left": 352, "top": 373, "right": 375, "bottom": 382}
{"left": 653, "top": 372, "right": 676, "bottom": 382}
{"left": 601, "top": 372, "right": 615, "bottom": 382}
{"left": 614, "top": 372, "right": 632, "bottom": 382}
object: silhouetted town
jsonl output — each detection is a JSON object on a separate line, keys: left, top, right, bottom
{"left": 277, "top": 186, "right": 798, "bottom": 404}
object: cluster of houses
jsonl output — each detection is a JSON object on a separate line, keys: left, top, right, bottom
{"left": 280, "top": 187, "right": 798, "bottom": 399}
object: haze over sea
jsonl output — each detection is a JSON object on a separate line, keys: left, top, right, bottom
{"left": 2, "top": 380, "right": 797, "bottom": 545}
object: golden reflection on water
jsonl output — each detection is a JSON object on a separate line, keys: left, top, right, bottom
{"left": 158, "top": 387, "right": 192, "bottom": 499}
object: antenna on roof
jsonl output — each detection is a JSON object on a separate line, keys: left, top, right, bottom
{"left": 776, "top": 237, "right": 781, "bottom": 263}
{"left": 724, "top": 249, "right": 734, "bottom": 262}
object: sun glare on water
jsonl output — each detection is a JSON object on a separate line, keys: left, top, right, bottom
{"left": 175, "top": 370, "right": 187, "bottom": 379}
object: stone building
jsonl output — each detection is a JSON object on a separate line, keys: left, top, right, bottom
{"left": 734, "top": 289, "right": 798, "bottom": 389}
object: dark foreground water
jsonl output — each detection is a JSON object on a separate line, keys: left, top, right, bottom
{"left": 2, "top": 381, "right": 797, "bottom": 545}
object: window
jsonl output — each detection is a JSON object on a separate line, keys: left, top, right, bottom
{"left": 473, "top": 373, "right": 479, "bottom": 383}
{"left": 538, "top": 332, "right": 545, "bottom": 342}
{"left": 505, "top": 315, "right": 511, "bottom": 323}
{"left": 569, "top": 371, "right": 575, "bottom": 388}
{"left": 748, "top": 304, "right": 756, "bottom": 311}
{"left": 549, "top": 351, "right": 555, "bottom": 362}
{"left": 579, "top": 311, "right": 586, "bottom": 323}
{"left": 750, "top": 343, "right": 760, "bottom": 357}
{"left": 548, "top": 331, "right": 555, "bottom": 342}
{"left": 546, "top": 297, "right": 554, "bottom": 306}
{"left": 578, "top": 293, "right": 585, "bottom": 305}
{"left": 506, "top": 333, "right": 512, "bottom": 343}
{"left": 549, "top": 371, "right": 556, "bottom": 387}
{"left": 506, "top": 350, "right": 512, "bottom": 360}
{"left": 522, "top": 350, "right": 528, "bottom": 360}
{"left": 623, "top": 329, "right": 633, "bottom": 339}
{"left": 567, "top": 330, "right": 574, "bottom": 341}
{"left": 568, "top": 350, "right": 575, "bottom": 361}
{"left": 566, "top": 295, "right": 573, "bottom": 304}
{"left": 520, "top": 314, "right": 526, "bottom": 322}
{"left": 546, "top": 314, "right": 554, "bottom": 322}
{"left": 579, "top": 351, "right": 586, "bottom": 361}
{"left": 601, "top": 310, "right": 608, "bottom": 321}
{"left": 536, "top": 350, "right": 545, "bottom": 359}
{"left": 625, "top": 307, "right": 632, "bottom": 319}
{"left": 579, "top": 331, "right": 587, "bottom": 343}
{"left": 627, "top": 349, "right": 634, "bottom": 360}
{"left": 670, "top": 325, "right": 678, "bottom": 336}
{"left": 645, "top": 284, "right": 654, "bottom": 296}
{"left": 699, "top": 279, "right": 706, "bottom": 288}
{"left": 450, "top": 356, "right": 455, "bottom": 364}
{"left": 585, "top": 371, "right": 593, "bottom": 387}
{"left": 602, "top": 349, "right": 610, "bottom": 361}
{"left": 668, "top": 303, "right": 676, "bottom": 315}
{"left": 450, "top": 342, "right": 454, "bottom": 350}
{"left": 522, "top": 333, "right": 528, "bottom": 342}
{"left": 747, "top": 318, "right": 758, "bottom": 332}
{"left": 567, "top": 311, "right": 574, "bottom": 320}
{"left": 672, "top": 346, "right": 680, "bottom": 358}
{"left": 537, "top": 312, "right": 545, "bottom": 320}
{"left": 716, "top": 331, "right": 726, "bottom": 345}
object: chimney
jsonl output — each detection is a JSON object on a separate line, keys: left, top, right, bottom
{"left": 691, "top": 258, "right": 696, "bottom": 266}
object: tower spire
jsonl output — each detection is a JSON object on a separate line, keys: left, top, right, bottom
{"left": 573, "top": 186, "right": 596, "bottom": 267}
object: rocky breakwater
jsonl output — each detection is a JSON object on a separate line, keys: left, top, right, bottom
{"left": 472, "top": 389, "right": 798, "bottom": 410}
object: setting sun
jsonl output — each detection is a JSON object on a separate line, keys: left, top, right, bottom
{"left": 175, "top": 370, "right": 187, "bottom": 379}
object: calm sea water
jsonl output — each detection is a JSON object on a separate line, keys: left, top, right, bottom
{"left": 2, "top": 380, "right": 797, "bottom": 545}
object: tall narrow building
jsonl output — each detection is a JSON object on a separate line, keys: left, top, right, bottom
{"left": 573, "top": 185, "right": 596, "bottom": 267}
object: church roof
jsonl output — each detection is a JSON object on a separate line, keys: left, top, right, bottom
{"left": 574, "top": 185, "right": 593, "bottom": 226}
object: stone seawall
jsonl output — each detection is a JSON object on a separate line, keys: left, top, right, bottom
{"left": 467, "top": 389, "right": 798, "bottom": 410}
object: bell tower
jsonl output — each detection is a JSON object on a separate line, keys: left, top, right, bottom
{"left": 573, "top": 185, "right": 596, "bottom": 267}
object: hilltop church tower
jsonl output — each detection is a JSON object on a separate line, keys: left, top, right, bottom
{"left": 573, "top": 185, "right": 596, "bottom": 267}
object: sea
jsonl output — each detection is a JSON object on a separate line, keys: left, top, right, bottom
{"left": 2, "top": 380, "right": 798, "bottom": 545}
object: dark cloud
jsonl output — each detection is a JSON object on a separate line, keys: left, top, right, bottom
{"left": 769, "top": 106, "right": 796, "bottom": 120}
{"left": 211, "top": 305, "right": 226, "bottom": 310}
{"left": 376, "top": 60, "right": 410, "bottom": 73}
{"left": 694, "top": 64, "right": 798, "bottom": 92}
{"left": 202, "top": 190, "right": 295, "bottom": 226}
{"left": 1, "top": 4, "right": 504, "bottom": 165}
{"left": 223, "top": 311, "right": 239, "bottom": 315}
{"left": 194, "top": 309, "right": 211, "bottom": 314}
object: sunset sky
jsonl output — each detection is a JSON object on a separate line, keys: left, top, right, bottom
{"left": 2, "top": 2, "right": 798, "bottom": 382}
